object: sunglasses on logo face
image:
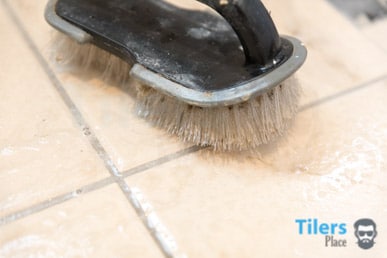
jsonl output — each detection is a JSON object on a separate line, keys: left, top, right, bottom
{"left": 358, "top": 231, "right": 373, "bottom": 237}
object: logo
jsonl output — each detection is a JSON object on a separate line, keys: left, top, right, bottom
{"left": 354, "top": 218, "right": 377, "bottom": 250}
{"left": 295, "top": 218, "right": 378, "bottom": 249}
{"left": 295, "top": 218, "right": 347, "bottom": 247}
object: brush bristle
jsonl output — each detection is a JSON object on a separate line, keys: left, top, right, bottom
{"left": 136, "top": 77, "right": 300, "bottom": 151}
{"left": 51, "top": 33, "right": 132, "bottom": 85}
{"left": 52, "top": 33, "right": 301, "bottom": 151}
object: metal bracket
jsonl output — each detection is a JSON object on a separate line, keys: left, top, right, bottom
{"left": 45, "top": 0, "right": 92, "bottom": 44}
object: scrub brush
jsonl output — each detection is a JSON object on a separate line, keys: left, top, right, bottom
{"left": 45, "top": 0, "right": 307, "bottom": 151}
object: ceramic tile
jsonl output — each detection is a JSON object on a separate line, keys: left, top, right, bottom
{"left": 0, "top": 185, "right": 164, "bottom": 258}
{"left": 127, "top": 80, "right": 387, "bottom": 257}
{"left": 0, "top": 4, "right": 109, "bottom": 216}
{"left": 361, "top": 18, "right": 387, "bottom": 53}
{"left": 326, "top": 0, "right": 387, "bottom": 26}
{"left": 2, "top": 0, "right": 387, "bottom": 257}
{"left": 263, "top": 0, "right": 387, "bottom": 106}
{"left": 6, "top": 0, "right": 191, "bottom": 172}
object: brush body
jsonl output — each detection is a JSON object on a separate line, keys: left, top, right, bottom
{"left": 45, "top": 0, "right": 307, "bottom": 151}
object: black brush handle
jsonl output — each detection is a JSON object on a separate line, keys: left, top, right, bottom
{"left": 197, "top": 0, "right": 281, "bottom": 66}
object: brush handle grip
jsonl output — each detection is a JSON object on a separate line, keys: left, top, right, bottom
{"left": 197, "top": 0, "right": 281, "bottom": 66}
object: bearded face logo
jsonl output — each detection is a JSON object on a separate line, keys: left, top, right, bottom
{"left": 354, "top": 219, "right": 377, "bottom": 249}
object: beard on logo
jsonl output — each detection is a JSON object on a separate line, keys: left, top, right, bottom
{"left": 358, "top": 239, "right": 374, "bottom": 249}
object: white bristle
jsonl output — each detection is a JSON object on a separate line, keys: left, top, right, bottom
{"left": 50, "top": 33, "right": 132, "bottom": 85}
{"left": 135, "top": 78, "right": 300, "bottom": 151}
{"left": 51, "top": 33, "right": 301, "bottom": 151}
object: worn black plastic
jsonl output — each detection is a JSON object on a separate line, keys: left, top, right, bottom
{"left": 197, "top": 0, "right": 281, "bottom": 66}
{"left": 55, "top": 0, "right": 293, "bottom": 91}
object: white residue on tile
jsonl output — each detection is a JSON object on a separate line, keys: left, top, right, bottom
{"left": 129, "top": 187, "right": 187, "bottom": 258}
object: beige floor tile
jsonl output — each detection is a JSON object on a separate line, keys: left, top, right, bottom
{"left": 0, "top": 4, "right": 110, "bottom": 216}
{"left": 6, "top": 0, "right": 190, "bottom": 172}
{"left": 53, "top": 76, "right": 189, "bottom": 172}
{"left": 263, "top": 0, "right": 387, "bottom": 106}
{"left": 127, "top": 80, "right": 387, "bottom": 258}
{"left": 0, "top": 185, "right": 164, "bottom": 258}
{"left": 2, "top": 0, "right": 387, "bottom": 257}
{"left": 361, "top": 18, "right": 387, "bottom": 53}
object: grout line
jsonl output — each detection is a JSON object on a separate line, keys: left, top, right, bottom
{"left": 0, "top": 145, "right": 203, "bottom": 227}
{"left": 127, "top": 187, "right": 188, "bottom": 258}
{"left": 1, "top": 1, "right": 199, "bottom": 257}
{"left": 122, "top": 145, "right": 205, "bottom": 177}
{"left": 0, "top": 176, "right": 116, "bottom": 226}
{"left": 2, "top": 0, "right": 78, "bottom": 122}
{"left": 1, "top": 0, "right": 120, "bottom": 177}
{"left": 118, "top": 184, "right": 188, "bottom": 258}
{"left": 299, "top": 74, "right": 387, "bottom": 112}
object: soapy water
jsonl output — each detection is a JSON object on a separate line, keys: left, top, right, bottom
{"left": 256, "top": 87, "right": 386, "bottom": 201}
{"left": 0, "top": 235, "right": 92, "bottom": 258}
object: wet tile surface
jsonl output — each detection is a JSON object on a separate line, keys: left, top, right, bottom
{"left": 6, "top": 0, "right": 190, "bottom": 172}
{"left": 0, "top": 185, "right": 164, "bottom": 258}
{"left": 0, "top": 2, "right": 109, "bottom": 216}
{"left": 0, "top": 0, "right": 386, "bottom": 257}
{"left": 127, "top": 80, "right": 387, "bottom": 257}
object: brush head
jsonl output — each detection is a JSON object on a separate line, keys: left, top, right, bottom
{"left": 46, "top": 0, "right": 306, "bottom": 151}
{"left": 52, "top": 34, "right": 301, "bottom": 151}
